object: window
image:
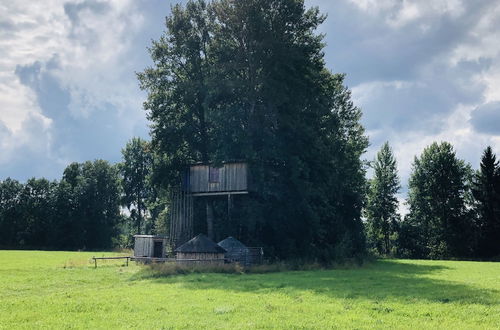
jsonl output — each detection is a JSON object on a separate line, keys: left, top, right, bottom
{"left": 209, "top": 166, "right": 220, "bottom": 183}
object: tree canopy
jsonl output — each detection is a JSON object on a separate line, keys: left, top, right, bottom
{"left": 138, "top": 0, "right": 368, "bottom": 260}
{"left": 472, "top": 146, "right": 500, "bottom": 258}
{"left": 120, "top": 137, "right": 154, "bottom": 234}
{"left": 400, "top": 142, "right": 473, "bottom": 259}
{"left": 365, "top": 142, "right": 400, "bottom": 256}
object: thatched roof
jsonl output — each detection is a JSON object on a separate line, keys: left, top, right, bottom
{"left": 218, "top": 236, "right": 247, "bottom": 251}
{"left": 175, "top": 234, "right": 226, "bottom": 253}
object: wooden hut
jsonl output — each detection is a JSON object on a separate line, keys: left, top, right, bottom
{"left": 133, "top": 235, "right": 167, "bottom": 259}
{"left": 218, "top": 236, "right": 249, "bottom": 264}
{"left": 218, "top": 237, "right": 264, "bottom": 266}
{"left": 175, "top": 234, "right": 226, "bottom": 264}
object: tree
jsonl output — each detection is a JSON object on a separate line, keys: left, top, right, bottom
{"left": 472, "top": 146, "right": 500, "bottom": 258}
{"left": 365, "top": 142, "right": 400, "bottom": 256}
{"left": 0, "top": 178, "right": 24, "bottom": 247}
{"left": 138, "top": 0, "right": 368, "bottom": 261}
{"left": 402, "top": 142, "right": 473, "bottom": 259}
{"left": 18, "top": 178, "right": 58, "bottom": 248}
{"left": 61, "top": 160, "right": 122, "bottom": 249}
{"left": 120, "top": 137, "right": 153, "bottom": 234}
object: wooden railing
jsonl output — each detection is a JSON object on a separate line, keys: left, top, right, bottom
{"left": 92, "top": 256, "right": 131, "bottom": 268}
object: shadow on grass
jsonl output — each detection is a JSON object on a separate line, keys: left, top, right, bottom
{"left": 129, "top": 260, "right": 499, "bottom": 305}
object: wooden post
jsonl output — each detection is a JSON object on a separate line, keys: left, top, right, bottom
{"left": 206, "top": 199, "right": 214, "bottom": 240}
{"left": 94, "top": 257, "right": 97, "bottom": 269}
{"left": 227, "top": 194, "right": 232, "bottom": 222}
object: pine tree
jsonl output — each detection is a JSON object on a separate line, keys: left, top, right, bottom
{"left": 472, "top": 146, "right": 500, "bottom": 258}
{"left": 365, "top": 142, "right": 400, "bottom": 256}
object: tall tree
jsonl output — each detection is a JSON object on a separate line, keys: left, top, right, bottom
{"left": 120, "top": 137, "right": 153, "bottom": 234}
{"left": 138, "top": 1, "right": 217, "bottom": 238}
{"left": 365, "top": 142, "right": 400, "bottom": 256}
{"left": 0, "top": 179, "right": 24, "bottom": 247}
{"left": 18, "top": 178, "right": 58, "bottom": 248}
{"left": 472, "top": 146, "right": 500, "bottom": 258}
{"left": 61, "top": 160, "right": 122, "bottom": 249}
{"left": 402, "top": 142, "right": 473, "bottom": 259}
{"left": 138, "top": 0, "right": 368, "bottom": 260}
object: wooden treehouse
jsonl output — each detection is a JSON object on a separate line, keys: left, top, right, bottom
{"left": 184, "top": 162, "right": 249, "bottom": 196}
{"left": 169, "top": 162, "right": 250, "bottom": 248}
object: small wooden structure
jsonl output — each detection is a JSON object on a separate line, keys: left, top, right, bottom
{"left": 175, "top": 234, "right": 226, "bottom": 264}
{"left": 218, "top": 237, "right": 264, "bottom": 266}
{"left": 218, "top": 236, "right": 249, "bottom": 264}
{"left": 133, "top": 235, "right": 167, "bottom": 259}
{"left": 183, "top": 162, "right": 249, "bottom": 196}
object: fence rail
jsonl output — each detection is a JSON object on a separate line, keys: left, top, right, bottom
{"left": 92, "top": 256, "right": 131, "bottom": 268}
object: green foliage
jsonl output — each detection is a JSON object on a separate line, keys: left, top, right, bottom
{"left": 0, "top": 178, "right": 27, "bottom": 247}
{"left": 471, "top": 146, "right": 500, "bottom": 258}
{"left": 400, "top": 142, "right": 474, "bottom": 259}
{"left": 1, "top": 250, "right": 499, "bottom": 328}
{"left": 61, "top": 160, "right": 122, "bottom": 249}
{"left": 0, "top": 160, "right": 121, "bottom": 250}
{"left": 138, "top": 0, "right": 368, "bottom": 261}
{"left": 119, "top": 137, "right": 154, "bottom": 234}
{"left": 365, "top": 142, "right": 400, "bottom": 256}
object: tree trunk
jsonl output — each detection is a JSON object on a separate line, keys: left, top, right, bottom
{"left": 206, "top": 200, "right": 214, "bottom": 240}
{"left": 137, "top": 199, "right": 142, "bottom": 234}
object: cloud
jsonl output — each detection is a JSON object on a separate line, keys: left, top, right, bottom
{"left": 0, "top": 0, "right": 169, "bottom": 180}
{"left": 306, "top": 0, "right": 500, "bottom": 188}
{"left": 2, "top": 0, "right": 500, "bottom": 213}
{"left": 470, "top": 102, "right": 500, "bottom": 135}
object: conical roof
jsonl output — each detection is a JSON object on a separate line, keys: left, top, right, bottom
{"left": 175, "top": 234, "right": 226, "bottom": 253}
{"left": 218, "top": 236, "right": 247, "bottom": 251}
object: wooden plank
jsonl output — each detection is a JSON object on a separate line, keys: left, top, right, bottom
{"left": 188, "top": 162, "right": 248, "bottom": 193}
{"left": 92, "top": 256, "right": 131, "bottom": 260}
{"left": 190, "top": 191, "right": 249, "bottom": 197}
{"left": 92, "top": 256, "right": 131, "bottom": 268}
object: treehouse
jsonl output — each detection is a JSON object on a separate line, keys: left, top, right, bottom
{"left": 182, "top": 162, "right": 249, "bottom": 196}
{"left": 170, "top": 161, "right": 250, "bottom": 248}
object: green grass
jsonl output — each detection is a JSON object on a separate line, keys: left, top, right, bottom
{"left": 0, "top": 251, "right": 499, "bottom": 329}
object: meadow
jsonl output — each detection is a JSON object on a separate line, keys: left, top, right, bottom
{"left": 0, "top": 250, "right": 499, "bottom": 329}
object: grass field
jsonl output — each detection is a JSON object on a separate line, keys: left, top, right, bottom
{"left": 0, "top": 251, "right": 499, "bottom": 329}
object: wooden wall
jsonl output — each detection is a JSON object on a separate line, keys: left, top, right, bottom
{"left": 176, "top": 252, "right": 225, "bottom": 265}
{"left": 169, "top": 189, "right": 194, "bottom": 248}
{"left": 176, "top": 252, "right": 225, "bottom": 261}
{"left": 187, "top": 162, "right": 248, "bottom": 193}
{"left": 224, "top": 247, "right": 264, "bottom": 267}
{"left": 134, "top": 237, "right": 152, "bottom": 257}
{"left": 133, "top": 236, "right": 167, "bottom": 258}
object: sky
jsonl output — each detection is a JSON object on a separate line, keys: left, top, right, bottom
{"left": 1, "top": 0, "right": 500, "bottom": 213}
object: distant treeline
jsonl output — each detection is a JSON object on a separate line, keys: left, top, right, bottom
{"left": 1, "top": 139, "right": 499, "bottom": 260}
{"left": 365, "top": 142, "right": 500, "bottom": 260}
{"left": 0, "top": 138, "right": 165, "bottom": 251}
{"left": 0, "top": 161, "right": 122, "bottom": 250}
